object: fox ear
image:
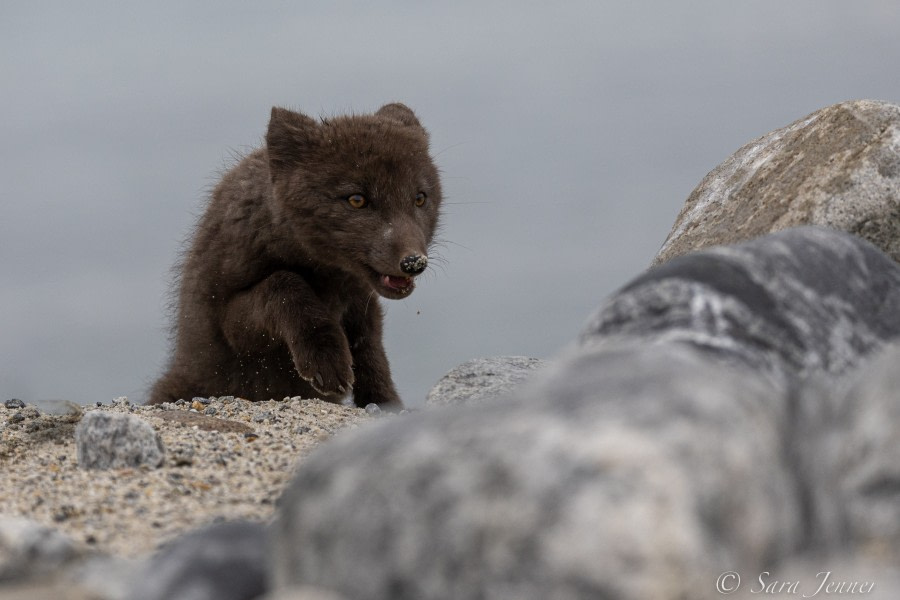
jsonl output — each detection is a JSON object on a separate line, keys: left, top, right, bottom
{"left": 376, "top": 103, "right": 423, "bottom": 130}
{"left": 266, "top": 107, "right": 318, "bottom": 177}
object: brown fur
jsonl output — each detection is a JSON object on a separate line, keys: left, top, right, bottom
{"left": 149, "top": 103, "right": 442, "bottom": 409}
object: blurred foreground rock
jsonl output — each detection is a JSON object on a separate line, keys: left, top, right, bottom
{"left": 129, "top": 520, "right": 267, "bottom": 600}
{"left": 269, "top": 227, "right": 900, "bottom": 599}
{"left": 0, "top": 516, "right": 81, "bottom": 583}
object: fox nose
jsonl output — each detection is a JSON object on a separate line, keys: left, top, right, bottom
{"left": 400, "top": 254, "right": 428, "bottom": 275}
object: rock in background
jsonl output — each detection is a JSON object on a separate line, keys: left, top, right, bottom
{"left": 425, "top": 356, "right": 546, "bottom": 407}
{"left": 654, "top": 99, "right": 900, "bottom": 266}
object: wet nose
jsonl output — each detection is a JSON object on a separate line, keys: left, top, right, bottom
{"left": 400, "top": 254, "right": 428, "bottom": 275}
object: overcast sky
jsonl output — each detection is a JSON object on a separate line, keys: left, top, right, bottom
{"left": 3, "top": 1, "right": 900, "bottom": 406}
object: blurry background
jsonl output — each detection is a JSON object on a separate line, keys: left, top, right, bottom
{"left": 3, "top": 1, "right": 900, "bottom": 406}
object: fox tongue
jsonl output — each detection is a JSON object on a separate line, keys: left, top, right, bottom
{"left": 382, "top": 274, "right": 411, "bottom": 290}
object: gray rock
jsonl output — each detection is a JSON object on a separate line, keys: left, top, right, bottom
{"left": 3, "top": 399, "right": 25, "bottom": 409}
{"left": 0, "top": 515, "right": 81, "bottom": 582}
{"left": 75, "top": 412, "right": 165, "bottom": 469}
{"left": 585, "top": 227, "right": 900, "bottom": 385}
{"left": 654, "top": 99, "right": 900, "bottom": 266}
{"left": 128, "top": 520, "right": 267, "bottom": 600}
{"left": 272, "top": 344, "right": 800, "bottom": 600}
{"left": 425, "top": 356, "right": 547, "bottom": 407}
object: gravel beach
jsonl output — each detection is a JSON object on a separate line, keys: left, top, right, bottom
{"left": 0, "top": 396, "right": 373, "bottom": 557}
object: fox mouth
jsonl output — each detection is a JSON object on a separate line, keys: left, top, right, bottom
{"left": 366, "top": 267, "right": 416, "bottom": 299}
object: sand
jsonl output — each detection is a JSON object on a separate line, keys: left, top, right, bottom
{"left": 0, "top": 396, "right": 374, "bottom": 557}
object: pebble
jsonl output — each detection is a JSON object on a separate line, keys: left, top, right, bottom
{"left": 253, "top": 411, "right": 274, "bottom": 423}
{"left": 5, "top": 398, "right": 25, "bottom": 409}
{"left": 171, "top": 444, "right": 196, "bottom": 467}
{"left": 364, "top": 403, "right": 382, "bottom": 416}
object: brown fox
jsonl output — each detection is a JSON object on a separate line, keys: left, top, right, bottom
{"left": 149, "top": 103, "right": 442, "bottom": 409}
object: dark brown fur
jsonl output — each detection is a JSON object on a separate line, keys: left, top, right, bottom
{"left": 149, "top": 103, "right": 442, "bottom": 409}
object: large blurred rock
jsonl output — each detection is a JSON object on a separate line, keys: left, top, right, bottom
{"left": 270, "top": 226, "right": 900, "bottom": 600}
{"left": 654, "top": 99, "right": 900, "bottom": 266}
{"left": 129, "top": 520, "right": 268, "bottom": 600}
{"left": 75, "top": 412, "right": 164, "bottom": 469}
{"left": 272, "top": 345, "right": 799, "bottom": 600}
{"left": 0, "top": 515, "right": 80, "bottom": 583}
{"left": 425, "top": 356, "right": 546, "bottom": 408}
{"left": 588, "top": 226, "right": 900, "bottom": 385}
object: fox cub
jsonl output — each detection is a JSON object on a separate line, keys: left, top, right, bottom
{"left": 149, "top": 103, "right": 442, "bottom": 409}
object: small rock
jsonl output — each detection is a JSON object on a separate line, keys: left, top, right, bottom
{"left": 294, "top": 426, "right": 311, "bottom": 435}
{"left": 53, "top": 505, "right": 78, "bottom": 523}
{"left": 38, "top": 399, "right": 83, "bottom": 417}
{"left": 75, "top": 412, "right": 165, "bottom": 470}
{"left": 364, "top": 403, "right": 381, "bottom": 416}
{"left": 253, "top": 411, "right": 273, "bottom": 423}
{"left": 4, "top": 398, "right": 25, "bottom": 409}
{"left": 8, "top": 412, "right": 25, "bottom": 424}
{"left": 426, "top": 356, "right": 547, "bottom": 408}
{"left": 171, "top": 444, "right": 196, "bottom": 467}
{"left": 204, "top": 406, "right": 218, "bottom": 416}
{"left": 193, "top": 396, "right": 212, "bottom": 405}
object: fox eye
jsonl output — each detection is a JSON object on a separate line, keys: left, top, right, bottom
{"left": 347, "top": 194, "right": 368, "bottom": 209}
{"left": 415, "top": 192, "right": 427, "bottom": 207}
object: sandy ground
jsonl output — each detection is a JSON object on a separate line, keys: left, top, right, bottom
{"left": 0, "top": 396, "right": 374, "bottom": 557}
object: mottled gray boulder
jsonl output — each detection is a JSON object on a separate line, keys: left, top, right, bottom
{"left": 75, "top": 412, "right": 164, "bottom": 469}
{"left": 587, "top": 227, "right": 900, "bottom": 385}
{"left": 129, "top": 520, "right": 267, "bottom": 600}
{"left": 272, "top": 344, "right": 800, "bottom": 600}
{"left": 654, "top": 99, "right": 900, "bottom": 266}
{"left": 270, "top": 226, "right": 900, "bottom": 599}
{"left": 425, "top": 356, "right": 546, "bottom": 407}
{"left": 0, "top": 515, "right": 80, "bottom": 582}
